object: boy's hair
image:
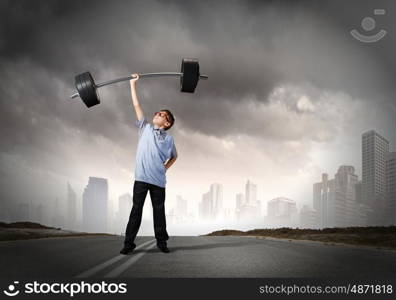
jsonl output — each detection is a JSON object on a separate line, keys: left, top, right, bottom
{"left": 161, "top": 109, "right": 175, "bottom": 130}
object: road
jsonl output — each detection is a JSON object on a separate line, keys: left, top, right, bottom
{"left": 1, "top": 235, "right": 396, "bottom": 279}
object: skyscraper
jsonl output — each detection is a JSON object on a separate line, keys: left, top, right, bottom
{"left": 314, "top": 167, "right": 370, "bottom": 228}
{"left": 299, "top": 204, "right": 318, "bottom": 229}
{"left": 116, "top": 193, "right": 132, "bottom": 235}
{"left": 175, "top": 195, "right": 188, "bottom": 217}
{"left": 82, "top": 177, "right": 108, "bottom": 233}
{"left": 267, "top": 197, "right": 298, "bottom": 227}
{"left": 245, "top": 180, "right": 257, "bottom": 205}
{"left": 199, "top": 191, "right": 212, "bottom": 220}
{"left": 210, "top": 183, "right": 223, "bottom": 218}
{"left": 333, "top": 166, "right": 360, "bottom": 227}
{"left": 386, "top": 152, "right": 396, "bottom": 225}
{"left": 362, "top": 130, "right": 389, "bottom": 225}
{"left": 235, "top": 193, "right": 244, "bottom": 210}
{"left": 355, "top": 180, "right": 362, "bottom": 204}
{"left": 118, "top": 193, "right": 132, "bottom": 215}
{"left": 238, "top": 180, "right": 261, "bottom": 219}
{"left": 235, "top": 193, "right": 244, "bottom": 220}
{"left": 199, "top": 183, "right": 223, "bottom": 220}
{"left": 313, "top": 173, "right": 332, "bottom": 228}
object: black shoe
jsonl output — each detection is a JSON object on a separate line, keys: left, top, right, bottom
{"left": 120, "top": 244, "right": 136, "bottom": 255}
{"left": 157, "top": 243, "right": 170, "bottom": 253}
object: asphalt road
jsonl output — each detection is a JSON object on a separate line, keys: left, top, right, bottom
{"left": 1, "top": 235, "right": 396, "bottom": 279}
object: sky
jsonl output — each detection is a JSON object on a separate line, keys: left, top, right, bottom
{"left": 0, "top": 0, "right": 395, "bottom": 233}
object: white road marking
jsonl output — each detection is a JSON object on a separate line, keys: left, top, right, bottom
{"left": 75, "top": 239, "right": 156, "bottom": 278}
{"left": 103, "top": 241, "right": 157, "bottom": 278}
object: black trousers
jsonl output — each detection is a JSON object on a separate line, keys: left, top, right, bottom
{"left": 124, "top": 180, "right": 169, "bottom": 247}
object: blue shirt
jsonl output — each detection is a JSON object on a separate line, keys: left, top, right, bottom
{"left": 134, "top": 116, "right": 177, "bottom": 188}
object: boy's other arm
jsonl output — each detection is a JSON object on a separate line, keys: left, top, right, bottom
{"left": 164, "top": 143, "right": 178, "bottom": 170}
{"left": 164, "top": 156, "right": 177, "bottom": 170}
{"left": 130, "top": 73, "right": 144, "bottom": 121}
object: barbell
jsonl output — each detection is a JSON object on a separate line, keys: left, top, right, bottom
{"left": 69, "top": 58, "right": 208, "bottom": 108}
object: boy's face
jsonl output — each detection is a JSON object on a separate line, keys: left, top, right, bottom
{"left": 153, "top": 111, "right": 170, "bottom": 129}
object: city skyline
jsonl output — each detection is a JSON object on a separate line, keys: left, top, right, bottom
{"left": 3, "top": 128, "right": 395, "bottom": 235}
{"left": 4, "top": 127, "right": 394, "bottom": 231}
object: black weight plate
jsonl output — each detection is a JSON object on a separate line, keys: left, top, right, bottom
{"left": 75, "top": 72, "right": 90, "bottom": 107}
{"left": 79, "top": 73, "right": 90, "bottom": 106}
{"left": 75, "top": 73, "right": 84, "bottom": 99}
{"left": 87, "top": 72, "right": 100, "bottom": 106}
{"left": 83, "top": 72, "right": 99, "bottom": 107}
{"left": 80, "top": 72, "right": 99, "bottom": 108}
{"left": 180, "top": 58, "right": 199, "bottom": 93}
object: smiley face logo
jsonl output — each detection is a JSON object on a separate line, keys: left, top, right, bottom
{"left": 3, "top": 281, "right": 20, "bottom": 297}
{"left": 351, "top": 9, "right": 387, "bottom": 43}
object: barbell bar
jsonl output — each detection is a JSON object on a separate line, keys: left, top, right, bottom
{"left": 70, "top": 58, "right": 208, "bottom": 108}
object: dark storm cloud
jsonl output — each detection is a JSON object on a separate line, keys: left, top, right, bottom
{"left": 1, "top": 0, "right": 396, "bottom": 161}
{"left": 1, "top": 0, "right": 395, "bottom": 144}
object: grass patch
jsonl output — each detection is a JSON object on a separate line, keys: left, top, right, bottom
{"left": 0, "top": 221, "right": 115, "bottom": 241}
{"left": 204, "top": 226, "right": 396, "bottom": 249}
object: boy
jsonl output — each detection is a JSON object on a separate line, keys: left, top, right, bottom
{"left": 120, "top": 73, "right": 178, "bottom": 255}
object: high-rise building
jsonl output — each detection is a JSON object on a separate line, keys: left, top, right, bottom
{"left": 299, "top": 205, "right": 318, "bottom": 229}
{"left": 355, "top": 180, "right": 362, "bottom": 204}
{"left": 245, "top": 180, "right": 257, "bottom": 205}
{"left": 175, "top": 195, "right": 188, "bottom": 217}
{"left": 199, "top": 191, "right": 212, "bottom": 220}
{"left": 235, "top": 193, "right": 244, "bottom": 220}
{"left": 313, "top": 173, "right": 332, "bottom": 228}
{"left": 313, "top": 167, "right": 369, "bottom": 228}
{"left": 235, "top": 193, "right": 244, "bottom": 210}
{"left": 82, "top": 177, "right": 108, "bottom": 233}
{"left": 386, "top": 152, "right": 396, "bottom": 225}
{"left": 118, "top": 193, "right": 132, "bottom": 215}
{"left": 168, "top": 195, "right": 189, "bottom": 224}
{"left": 353, "top": 180, "right": 373, "bottom": 225}
{"left": 199, "top": 183, "right": 223, "bottom": 220}
{"left": 236, "top": 181, "right": 261, "bottom": 220}
{"left": 67, "top": 182, "right": 77, "bottom": 229}
{"left": 268, "top": 197, "right": 297, "bottom": 218}
{"left": 210, "top": 183, "right": 223, "bottom": 218}
{"left": 267, "top": 197, "right": 298, "bottom": 227}
{"left": 334, "top": 166, "right": 360, "bottom": 226}
{"left": 362, "top": 130, "right": 389, "bottom": 225}
{"left": 116, "top": 193, "right": 132, "bottom": 235}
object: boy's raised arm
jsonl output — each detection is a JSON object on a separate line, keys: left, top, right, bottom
{"left": 130, "top": 73, "right": 144, "bottom": 121}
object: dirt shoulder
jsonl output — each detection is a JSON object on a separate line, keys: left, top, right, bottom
{"left": 203, "top": 226, "right": 396, "bottom": 250}
{"left": 0, "top": 222, "right": 115, "bottom": 241}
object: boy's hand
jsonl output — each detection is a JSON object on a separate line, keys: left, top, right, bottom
{"left": 130, "top": 73, "right": 139, "bottom": 84}
{"left": 163, "top": 157, "right": 177, "bottom": 170}
{"left": 130, "top": 73, "right": 143, "bottom": 120}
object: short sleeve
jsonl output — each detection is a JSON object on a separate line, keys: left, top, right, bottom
{"left": 165, "top": 136, "right": 178, "bottom": 160}
{"left": 171, "top": 143, "right": 178, "bottom": 158}
{"left": 135, "top": 117, "right": 148, "bottom": 136}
